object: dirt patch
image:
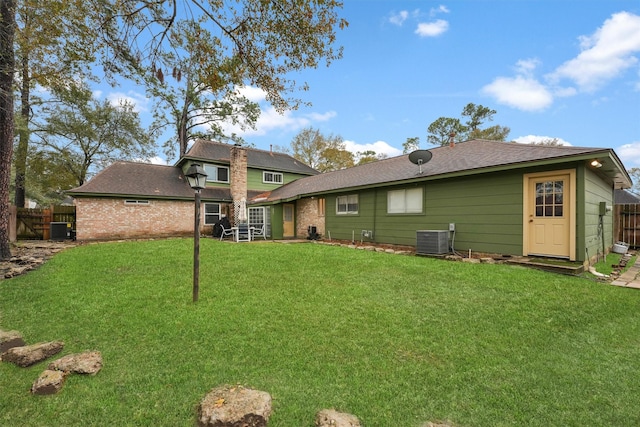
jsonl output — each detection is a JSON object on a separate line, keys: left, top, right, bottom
{"left": 1, "top": 241, "right": 77, "bottom": 279}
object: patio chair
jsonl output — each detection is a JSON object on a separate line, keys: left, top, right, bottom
{"left": 251, "top": 224, "right": 267, "bottom": 240}
{"left": 237, "top": 223, "right": 251, "bottom": 242}
{"left": 219, "top": 224, "right": 234, "bottom": 241}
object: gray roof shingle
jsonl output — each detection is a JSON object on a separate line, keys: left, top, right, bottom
{"left": 67, "top": 161, "right": 233, "bottom": 200}
{"left": 260, "top": 140, "right": 627, "bottom": 202}
{"left": 183, "top": 139, "right": 319, "bottom": 175}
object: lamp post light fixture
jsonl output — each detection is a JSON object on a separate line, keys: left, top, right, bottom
{"left": 185, "top": 163, "right": 207, "bottom": 302}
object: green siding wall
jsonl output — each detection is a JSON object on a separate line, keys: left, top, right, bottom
{"left": 325, "top": 171, "right": 524, "bottom": 254}
{"left": 247, "top": 169, "right": 311, "bottom": 192}
{"left": 583, "top": 166, "right": 614, "bottom": 261}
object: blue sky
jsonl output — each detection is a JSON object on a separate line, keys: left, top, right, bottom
{"left": 99, "top": 1, "right": 640, "bottom": 169}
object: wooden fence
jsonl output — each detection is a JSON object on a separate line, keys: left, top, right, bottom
{"left": 615, "top": 203, "right": 640, "bottom": 248}
{"left": 15, "top": 205, "right": 76, "bottom": 240}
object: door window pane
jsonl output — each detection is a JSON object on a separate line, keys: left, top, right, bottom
{"left": 535, "top": 180, "right": 563, "bottom": 217}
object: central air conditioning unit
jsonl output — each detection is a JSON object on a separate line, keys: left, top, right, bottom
{"left": 416, "top": 230, "right": 449, "bottom": 255}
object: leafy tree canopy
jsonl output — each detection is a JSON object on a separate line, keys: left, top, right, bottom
{"left": 289, "top": 126, "right": 354, "bottom": 172}
{"left": 427, "top": 103, "right": 510, "bottom": 146}
{"left": 32, "top": 84, "right": 155, "bottom": 187}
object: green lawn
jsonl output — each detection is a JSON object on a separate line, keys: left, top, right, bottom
{"left": 1, "top": 238, "right": 639, "bottom": 426}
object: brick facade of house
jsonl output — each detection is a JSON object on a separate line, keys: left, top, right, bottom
{"left": 296, "top": 197, "right": 325, "bottom": 239}
{"left": 75, "top": 198, "right": 205, "bottom": 241}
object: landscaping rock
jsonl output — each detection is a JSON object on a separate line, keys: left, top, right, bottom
{"left": 31, "top": 369, "right": 68, "bottom": 395}
{"left": 48, "top": 351, "right": 102, "bottom": 375}
{"left": 316, "top": 409, "right": 361, "bottom": 427}
{"left": 0, "top": 329, "right": 25, "bottom": 353}
{"left": 197, "top": 385, "right": 272, "bottom": 427}
{"left": 1, "top": 341, "right": 64, "bottom": 367}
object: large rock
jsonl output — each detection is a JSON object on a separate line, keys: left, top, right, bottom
{"left": 48, "top": 351, "right": 102, "bottom": 375}
{"left": 0, "top": 329, "right": 25, "bottom": 353}
{"left": 1, "top": 341, "right": 64, "bottom": 367}
{"left": 31, "top": 369, "right": 68, "bottom": 395}
{"left": 197, "top": 385, "right": 272, "bottom": 427}
{"left": 316, "top": 409, "right": 361, "bottom": 427}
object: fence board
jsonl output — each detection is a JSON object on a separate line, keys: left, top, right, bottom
{"left": 15, "top": 205, "right": 76, "bottom": 240}
{"left": 616, "top": 203, "right": 640, "bottom": 248}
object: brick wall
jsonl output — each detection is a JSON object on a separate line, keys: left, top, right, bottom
{"left": 296, "top": 197, "right": 325, "bottom": 238}
{"left": 75, "top": 198, "right": 208, "bottom": 241}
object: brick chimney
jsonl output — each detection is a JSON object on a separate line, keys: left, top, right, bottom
{"left": 449, "top": 133, "right": 456, "bottom": 148}
{"left": 230, "top": 143, "right": 248, "bottom": 202}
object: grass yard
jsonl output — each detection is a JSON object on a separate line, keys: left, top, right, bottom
{"left": 1, "top": 238, "right": 640, "bottom": 426}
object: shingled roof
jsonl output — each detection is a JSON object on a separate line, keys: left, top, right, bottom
{"left": 258, "top": 140, "right": 630, "bottom": 202}
{"left": 181, "top": 139, "right": 319, "bottom": 176}
{"left": 67, "top": 161, "right": 233, "bottom": 201}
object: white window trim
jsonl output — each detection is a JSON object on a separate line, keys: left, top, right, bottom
{"left": 124, "top": 200, "right": 150, "bottom": 206}
{"left": 387, "top": 188, "right": 423, "bottom": 214}
{"left": 263, "top": 171, "right": 283, "bottom": 184}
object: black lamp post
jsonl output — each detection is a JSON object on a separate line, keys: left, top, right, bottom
{"left": 185, "top": 163, "right": 207, "bottom": 302}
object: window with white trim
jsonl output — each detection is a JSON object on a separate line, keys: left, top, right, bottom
{"left": 336, "top": 195, "right": 358, "bottom": 215}
{"left": 263, "top": 171, "right": 283, "bottom": 184}
{"left": 124, "top": 200, "right": 150, "bottom": 205}
{"left": 387, "top": 188, "right": 423, "bottom": 214}
{"left": 203, "top": 164, "right": 229, "bottom": 183}
{"left": 249, "top": 206, "right": 271, "bottom": 237}
{"left": 204, "top": 203, "right": 222, "bottom": 225}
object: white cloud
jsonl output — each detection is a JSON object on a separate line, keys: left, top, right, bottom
{"left": 482, "top": 75, "right": 553, "bottom": 111}
{"left": 514, "top": 135, "right": 572, "bottom": 146}
{"left": 389, "top": 10, "right": 409, "bottom": 26}
{"left": 236, "top": 85, "right": 267, "bottom": 102}
{"left": 343, "top": 139, "right": 403, "bottom": 158}
{"left": 548, "top": 12, "right": 640, "bottom": 92}
{"left": 105, "top": 91, "right": 149, "bottom": 113}
{"left": 484, "top": 12, "right": 640, "bottom": 111}
{"left": 618, "top": 141, "right": 640, "bottom": 167}
{"left": 415, "top": 19, "right": 449, "bottom": 37}
{"left": 147, "top": 156, "right": 168, "bottom": 165}
{"left": 429, "top": 5, "right": 450, "bottom": 17}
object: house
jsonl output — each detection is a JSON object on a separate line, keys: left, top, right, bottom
{"left": 67, "top": 140, "right": 318, "bottom": 240}
{"left": 253, "top": 139, "right": 631, "bottom": 263}
{"left": 69, "top": 138, "right": 631, "bottom": 264}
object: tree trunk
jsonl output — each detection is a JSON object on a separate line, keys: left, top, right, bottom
{"left": 0, "top": 0, "right": 17, "bottom": 259}
{"left": 14, "top": 54, "right": 30, "bottom": 208}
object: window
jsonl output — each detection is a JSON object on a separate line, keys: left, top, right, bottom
{"left": 318, "top": 198, "right": 326, "bottom": 217}
{"left": 387, "top": 188, "right": 423, "bottom": 214}
{"left": 204, "top": 203, "right": 221, "bottom": 225}
{"left": 263, "top": 171, "right": 283, "bottom": 184}
{"left": 203, "top": 164, "right": 229, "bottom": 183}
{"left": 124, "top": 200, "right": 150, "bottom": 206}
{"left": 248, "top": 206, "right": 271, "bottom": 237}
{"left": 336, "top": 195, "right": 358, "bottom": 215}
{"left": 535, "top": 181, "right": 563, "bottom": 217}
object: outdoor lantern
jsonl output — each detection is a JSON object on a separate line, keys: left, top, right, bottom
{"left": 185, "top": 163, "right": 207, "bottom": 190}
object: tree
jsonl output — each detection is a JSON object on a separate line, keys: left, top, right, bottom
{"left": 147, "top": 20, "right": 260, "bottom": 160}
{"left": 628, "top": 168, "right": 640, "bottom": 195}
{"left": 530, "top": 138, "right": 562, "bottom": 146}
{"left": 95, "top": 0, "right": 346, "bottom": 113}
{"left": 427, "top": 117, "right": 466, "bottom": 146}
{"left": 13, "top": 0, "right": 97, "bottom": 208}
{"left": 403, "top": 137, "right": 420, "bottom": 154}
{"left": 33, "top": 84, "right": 155, "bottom": 187}
{"left": 0, "top": 0, "right": 16, "bottom": 260}
{"left": 290, "top": 127, "right": 353, "bottom": 172}
{"left": 427, "top": 103, "right": 510, "bottom": 146}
